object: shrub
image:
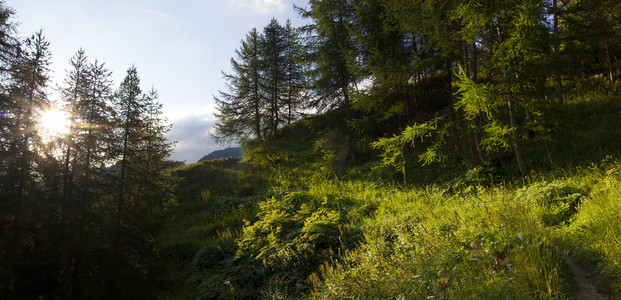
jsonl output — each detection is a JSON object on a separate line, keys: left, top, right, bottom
{"left": 516, "top": 181, "right": 585, "bottom": 226}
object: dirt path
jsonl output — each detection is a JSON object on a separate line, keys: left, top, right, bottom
{"left": 566, "top": 257, "right": 609, "bottom": 300}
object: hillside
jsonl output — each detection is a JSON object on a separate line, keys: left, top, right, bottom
{"left": 155, "top": 1, "right": 621, "bottom": 298}
{"left": 157, "top": 88, "right": 621, "bottom": 299}
{"left": 197, "top": 147, "right": 242, "bottom": 163}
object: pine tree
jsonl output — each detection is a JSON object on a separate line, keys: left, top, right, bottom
{"left": 3, "top": 29, "right": 52, "bottom": 297}
{"left": 56, "top": 54, "right": 114, "bottom": 298}
{"left": 282, "top": 20, "right": 305, "bottom": 125}
{"left": 260, "top": 18, "right": 287, "bottom": 136}
{"left": 213, "top": 28, "right": 264, "bottom": 144}
{"left": 105, "top": 66, "right": 173, "bottom": 298}
{"left": 348, "top": 0, "right": 415, "bottom": 134}
{"left": 56, "top": 49, "right": 91, "bottom": 294}
{"left": 297, "top": 0, "right": 359, "bottom": 164}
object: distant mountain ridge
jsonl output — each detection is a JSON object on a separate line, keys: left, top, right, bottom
{"left": 197, "top": 147, "right": 242, "bottom": 162}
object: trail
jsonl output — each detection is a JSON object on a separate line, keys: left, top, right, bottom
{"left": 566, "top": 257, "right": 609, "bottom": 300}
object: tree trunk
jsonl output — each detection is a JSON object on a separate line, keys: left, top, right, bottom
{"left": 71, "top": 91, "right": 97, "bottom": 300}
{"left": 5, "top": 109, "right": 24, "bottom": 295}
{"left": 340, "top": 85, "right": 355, "bottom": 166}
{"left": 106, "top": 99, "right": 132, "bottom": 299}
{"left": 496, "top": 23, "right": 528, "bottom": 176}
{"left": 444, "top": 25, "right": 462, "bottom": 160}
{"left": 552, "top": 0, "right": 564, "bottom": 132}
{"left": 253, "top": 36, "right": 261, "bottom": 139}
{"left": 445, "top": 58, "right": 462, "bottom": 160}
{"left": 605, "top": 37, "right": 615, "bottom": 82}
{"left": 507, "top": 94, "right": 529, "bottom": 176}
{"left": 470, "top": 43, "right": 486, "bottom": 164}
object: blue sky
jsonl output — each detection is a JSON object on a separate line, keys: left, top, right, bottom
{"left": 9, "top": 0, "right": 309, "bottom": 162}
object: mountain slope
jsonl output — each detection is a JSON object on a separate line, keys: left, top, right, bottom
{"left": 197, "top": 147, "right": 242, "bottom": 163}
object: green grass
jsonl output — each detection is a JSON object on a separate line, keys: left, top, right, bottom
{"left": 156, "top": 84, "right": 621, "bottom": 299}
{"left": 161, "top": 159, "right": 621, "bottom": 298}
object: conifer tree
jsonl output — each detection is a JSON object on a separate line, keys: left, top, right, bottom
{"left": 133, "top": 87, "right": 174, "bottom": 238}
{"left": 260, "top": 18, "right": 287, "bottom": 136}
{"left": 106, "top": 66, "right": 145, "bottom": 297}
{"left": 297, "top": 0, "right": 359, "bottom": 164}
{"left": 348, "top": 0, "right": 415, "bottom": 133}
{"left": 56, "top": 54, "right": 114, "bottom": 298}
{"left": 0, "top": 9, "right": 18, "bottom": 290}
{"left": 563, "top": 0, "right": 621, "bottom": 81}
{"left": 56, "top": 50, "right": 90, "bottom": 293}
{"left": 282, "top": 20, "right": 305, "bottom": 125}
{"left": 213, "top": 28, "right": 264, "bottom": 144}
{"left": 105, "top": 66, "right": 173, "bottom": 298}
{"left": 0, "top": 3, "right": 17, "bottom": 83}
{"left": 3, "top": 29, "right": 51, "bottom": 296}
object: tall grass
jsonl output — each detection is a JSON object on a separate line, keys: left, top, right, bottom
{"left": 307, "top": 179, "right": 571, "bottom": 299}
{"left": 156, "top": 89, "right": 621, "bottom": 298}
{"left": 559, "top": 161, "right": 621, "bottom": 297}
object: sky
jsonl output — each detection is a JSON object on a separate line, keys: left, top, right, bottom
{"left": 8, "top": 0, "right": 309, "bottom": 163}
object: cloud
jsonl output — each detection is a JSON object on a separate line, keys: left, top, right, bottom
{"left": 137, "top": 7, "right": 175, "bottom": 21}
{"left": 126, "top": 5, "right": 175, "bottom": 21}
{"left": 228, "top": 0, "right": 286, "bottom": 15}
{"left": 167, "top": 115, "right": 222, "bottom": 163}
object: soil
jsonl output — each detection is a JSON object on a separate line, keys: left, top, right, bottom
{"left": 566, "top": 257, "right": 609, "bottom": 300}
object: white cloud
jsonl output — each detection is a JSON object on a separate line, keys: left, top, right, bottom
{"left": 166, "top": 104, "right": 217, "bottom": 123}
{"left": 167, "top": 115, "right": 220, "bottom": 163}
{"left": 135, "top": 7, "right": 175, "bottom": 21}
{"left": 228, "top": 0, "right": 286, "bottom": 15}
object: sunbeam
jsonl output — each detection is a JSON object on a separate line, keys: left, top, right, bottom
{"left": 39, "top": 108, "right": 70, "bottom": 140}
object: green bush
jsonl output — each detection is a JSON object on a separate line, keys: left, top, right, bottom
{"left": 516, "top": 181, "right": 585, "bottom": 226}
{"left": 232, "top": 192, "right": 362, "bottom": 296}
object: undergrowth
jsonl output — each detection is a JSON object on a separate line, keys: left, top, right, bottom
{"left": 157, "top": 94, "right": 621, "bottom": 299}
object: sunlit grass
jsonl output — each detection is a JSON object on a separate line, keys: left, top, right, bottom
{"left": 160, "top": 97, "right": 621, "bottom": 298}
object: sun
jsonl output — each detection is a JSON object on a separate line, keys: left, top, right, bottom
{"left": 39, "top": 108, "right": 70, "bottom": 139}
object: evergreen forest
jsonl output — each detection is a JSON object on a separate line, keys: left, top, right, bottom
{"left": 2, "top": 0, "right": 621, "bottom": 299}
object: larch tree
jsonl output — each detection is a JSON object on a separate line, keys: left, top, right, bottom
{"left": 56, "top": 49, "right": 91, "bottom": 295}
{"left": 348, "top": 0, "right": 416, "bottom": 135}
{"left": 281, "top": 20, "right": 305, "bottom": 125}
{"left": 132, "top": 87, "right": 174, "bottom": 242}
{"left": 56, "top": 54, "right": 114, "bottom": 298}
{"left": 106, "top": 66, "right": 146, "bottom": 298}
{"left": 213, "top": 28, "right": 264, "bottom": 144}
{"left": 0, "top": 0, "right": 20, "bottom": 234}
{"left": 260, "top": 18, "right": 288, "bottom": 137}
{"left": 3, "top": 29, "right": 51, "bottom": 296}
{"left": 297, "top": 0, "right": 359, "bottom": 164}
{"left": 105, "top": 66, "right": 172, "bottom": 298}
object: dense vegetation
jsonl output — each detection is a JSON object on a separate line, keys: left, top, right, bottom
{"left": 0, "top": 2, "right": 174, "bottom": 298}
{"left": 2, "top": 0, "right": 621, "bottom": 299}
{"left": 161, "top": 94, "right": 621, "bottom": 298}
{"left": 172, "top": 0, "right": 621, "bottom": 299}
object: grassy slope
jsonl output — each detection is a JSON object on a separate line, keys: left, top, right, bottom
{"left": 158, "top": 88, "right": 621, "bottom": 299}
